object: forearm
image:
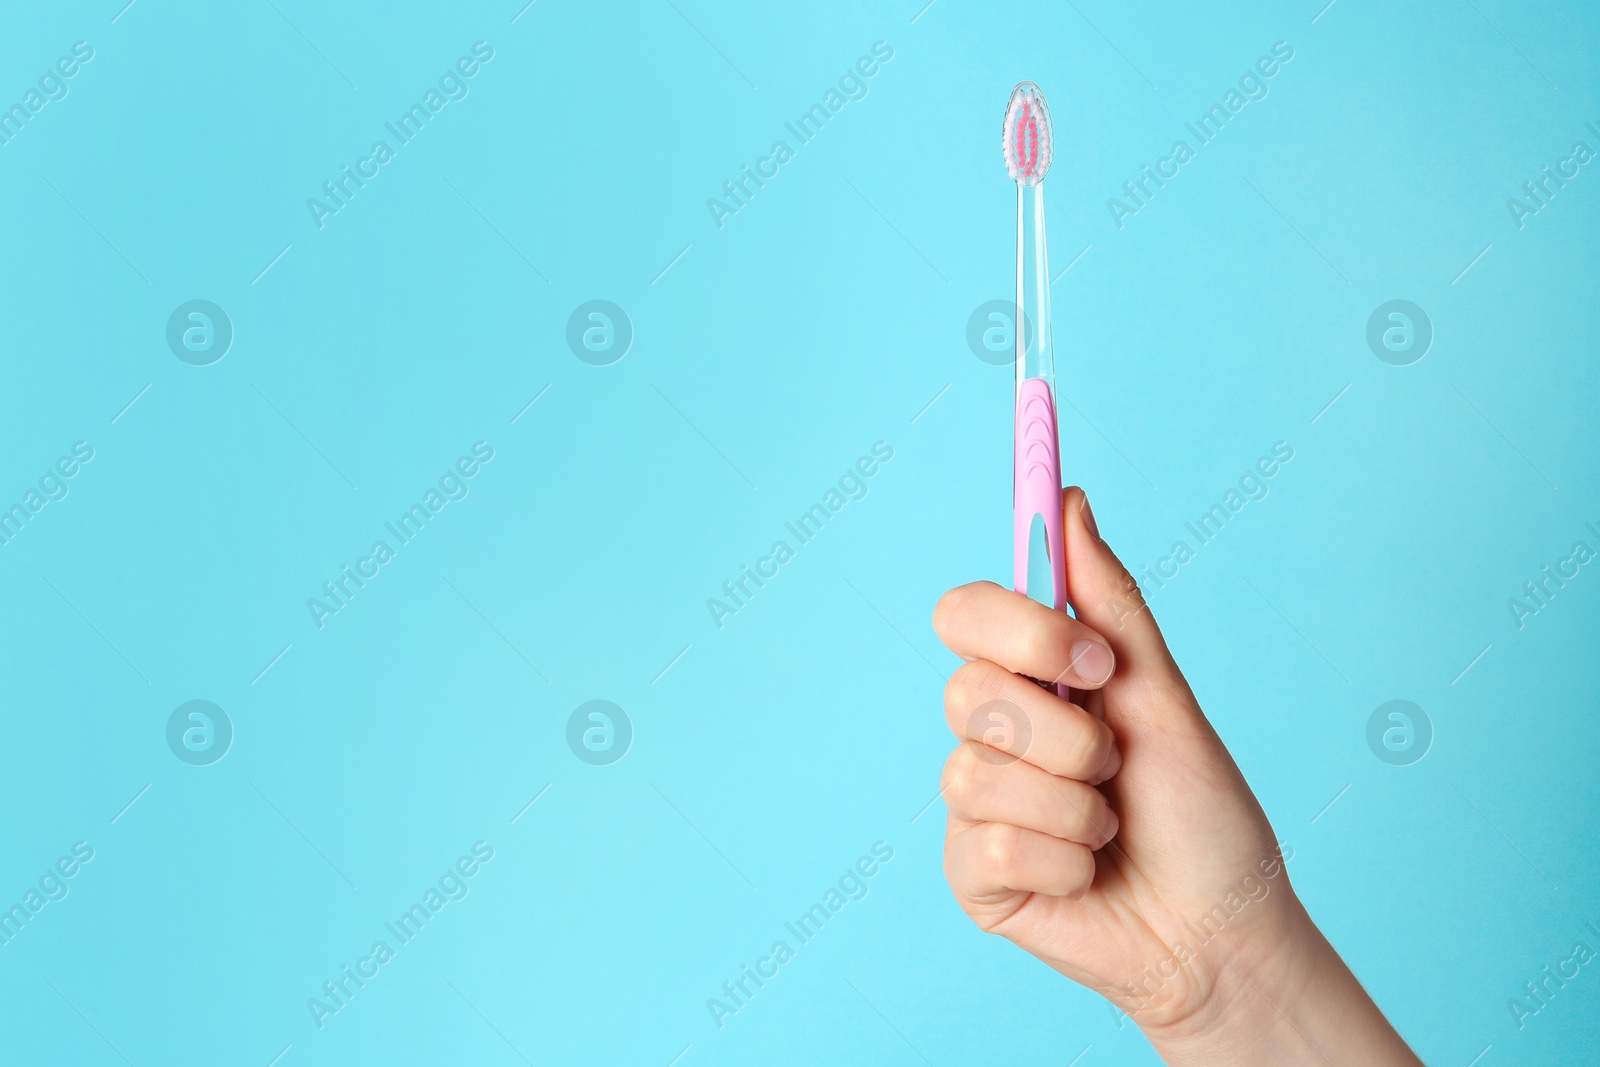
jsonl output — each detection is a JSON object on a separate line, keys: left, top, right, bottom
{"left": 1141, "top": 903, "right": 1422, "bottom": 1067}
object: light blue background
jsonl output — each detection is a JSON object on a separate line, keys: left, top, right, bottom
{"left": 0, "top": 0, "right": 1595, "bottom": 1063}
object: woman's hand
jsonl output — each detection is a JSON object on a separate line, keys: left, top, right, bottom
{"left": 932, "top": 487, "right": 1421, "bottom": 1065}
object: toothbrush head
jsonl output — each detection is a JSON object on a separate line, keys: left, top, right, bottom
{"left": 1003, "top": 82, "right": 1052, "bottom": 186}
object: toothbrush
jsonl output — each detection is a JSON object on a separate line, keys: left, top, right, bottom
{"left": 1003, "top": 82, "right": 1068, "bottom": 696}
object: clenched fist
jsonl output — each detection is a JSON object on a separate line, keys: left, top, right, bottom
{"left": 933, "top": 487, "right": 1421, "bottom": 1066}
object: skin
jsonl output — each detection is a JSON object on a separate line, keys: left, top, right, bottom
{"left": 933, "top": 486, "right": 1423, "bottom": 1065}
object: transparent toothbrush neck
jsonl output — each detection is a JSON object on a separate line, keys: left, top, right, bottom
{"left": 1016, "top": 182, "right": 1054, "bottom": 389}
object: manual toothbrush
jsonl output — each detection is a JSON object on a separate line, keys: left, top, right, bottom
{"left": 1003, "top": 82, "right": 1069, "bottom": 696}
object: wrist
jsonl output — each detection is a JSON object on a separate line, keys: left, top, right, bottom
{"left": 1136, "top": 897, "right": 1324, "bottom": 1056}
{"left": 1136, "top": 899, "right": 1420, "bottom": 1066}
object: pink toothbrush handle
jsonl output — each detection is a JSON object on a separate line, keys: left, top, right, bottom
{"left": 1014, "top": 378, "right": 1068, "bottom": 693}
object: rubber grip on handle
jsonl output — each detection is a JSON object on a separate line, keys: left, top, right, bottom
{"left": 1014, "top": 378, "right": 1068, "bottom": 696}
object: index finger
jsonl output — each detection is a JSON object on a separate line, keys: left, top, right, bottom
{"left": 933, "top": 581, "right": 1116, "bottom": 690}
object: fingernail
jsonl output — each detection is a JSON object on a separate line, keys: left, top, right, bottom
{"left": 1080, "top": 495, "right": 1101, "bottom": 541}
{"left": 1099, "top": 807, "right": 1120, "bottom": 846}
{"left": 1093, "top": 742, "right": 1122, "bottom": 785}
{"left": 1070, "top": 640, "right": 1114, "bottom": 686}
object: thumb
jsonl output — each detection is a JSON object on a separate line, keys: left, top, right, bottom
{"left": 1060, "top": 486, "right": 1185, "bottom": 695}
{"left": 1061, "top": 487, "right": 1275, "bottom": 846}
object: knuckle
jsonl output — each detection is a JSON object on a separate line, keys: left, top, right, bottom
{"left": 932, "top": 583, "right": 977, "bottom": 636}
{"left": 1055, "top": 785, "right": 1092, "bottom": 837}
{"left": 1114, "top": 567, "right": 1149, "bottom": 618}
{"left": 946, "top": 661, "right": 1007, "bottom": 727}
{"left": 946, "top": 660, "right": 990, "bottom": 708}
{"left": 1068, "top": 718, "right": 1114, "bottom": 777}
{"left": 1062, "top": 849, "right": 1096, "bottom": 898}
{"left": 1117, "top": 564, "right": 1144, "bottom": 603}
{"left": 940, "top": 747, "right": 977, "bottom": 807}
{"left": 1019, "top": 618, "right": 1067, "bottom": 671}
{"left": 979, "top": 823, "right": 1023, "bottom": 873}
